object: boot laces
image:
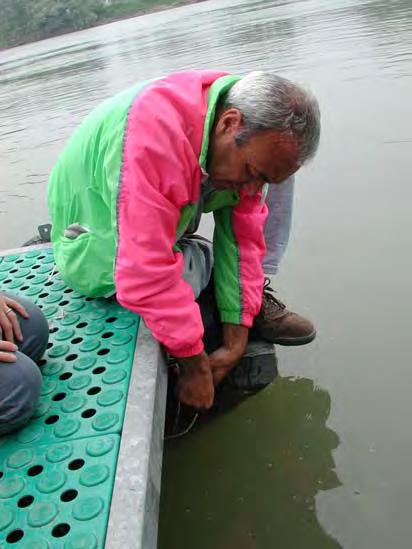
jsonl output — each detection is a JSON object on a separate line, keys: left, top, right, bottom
{"left": 262, "top": 277, "right": 286, "bottom": 313}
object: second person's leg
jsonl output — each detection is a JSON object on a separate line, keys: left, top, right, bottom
{"left": 2, "top": 292, "right": 49, "bottom": 362}
{"left": 255, "top": 177, "right": 316, "bottom": 346}
{"left": 0, "top": 293, "right": 49, "bottom": 435}
{"left": 0, "top": 351, "right": 43, "bottom": 436}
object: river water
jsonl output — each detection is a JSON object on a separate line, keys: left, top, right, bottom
{"left": 0, "top": 0, "right": 411, "bottom": 547}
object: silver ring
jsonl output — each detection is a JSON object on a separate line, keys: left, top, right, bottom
{"left": 5, "top": 308, "right": 13, "bottom": 316}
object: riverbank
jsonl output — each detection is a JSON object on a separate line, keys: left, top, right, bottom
{"left": 0, "top": 0, "right": 207, "bottom": 51}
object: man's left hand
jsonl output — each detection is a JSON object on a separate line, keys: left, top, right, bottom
{"left": 209, "top": 324, "right": 249, "bottom": 386}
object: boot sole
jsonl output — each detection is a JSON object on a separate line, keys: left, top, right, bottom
{"left": 272, "top": 330, "right": 317, "bottom": 346}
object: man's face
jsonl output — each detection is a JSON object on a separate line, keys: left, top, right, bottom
{"left": 207, "top": 108, "right": 301, "bottom": 195}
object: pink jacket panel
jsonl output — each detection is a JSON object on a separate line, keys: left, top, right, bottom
{"left": 233, "top": 190, "right": 268, "bottom": 326}
{"left": 115, "top": 70, "right": 226, "bottom": 357}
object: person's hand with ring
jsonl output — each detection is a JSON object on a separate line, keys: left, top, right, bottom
{"left": 0, "top": 293, "right": 29, "bottom": 364}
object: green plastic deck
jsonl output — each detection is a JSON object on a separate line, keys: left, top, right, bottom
{"left": 0, "top": 435, "right": 119, "bottom": 548}
{"left": 0, "top": 248, "right": 140, "bottom": 547}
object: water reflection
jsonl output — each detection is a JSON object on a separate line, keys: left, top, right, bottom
{"left": 160, "top": 377, "right": 341, "bottom": 548}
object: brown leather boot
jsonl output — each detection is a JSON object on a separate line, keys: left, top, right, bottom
{"left": 252, "top": 278, "right": 316, "bottom": 346}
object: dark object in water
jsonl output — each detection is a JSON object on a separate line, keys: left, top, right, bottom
{"left": 165, "top": 277, "right": 278, "bottom": 438}
{"left": 197, "top": 276, "right": 278, "bottom": 392}
{"left": 221, "top": 341, "right": 278, "bottom": 392}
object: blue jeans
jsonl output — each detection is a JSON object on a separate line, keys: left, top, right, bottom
{"left": 262, "top": 176, "right": 294, "bottom": 275}
{"left": 0, "top": 293, "right": 49, "bottom": 435}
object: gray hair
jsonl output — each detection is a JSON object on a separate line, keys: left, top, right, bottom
{"left": 223, "top": 71, "right": 321, "bottom": 163}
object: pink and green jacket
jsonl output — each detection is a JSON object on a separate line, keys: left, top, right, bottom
{"left": 48, "top": 71, "right": 268, "bottom": 357}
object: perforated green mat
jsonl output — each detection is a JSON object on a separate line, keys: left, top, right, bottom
{"left": 0, "top": 248, "right": 140, "bottom": 547}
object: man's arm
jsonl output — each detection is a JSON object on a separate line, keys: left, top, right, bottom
{"left": 210, "top": 191, "right": 268, "bottom": 384}
{"left": 177, "top": 351, "right": 214, "bottom": 409}
{"left": 213, "top": 190, "right": 268, "bottom": 327}
{"left": 209, "top": 323, "right": 249, "bottom": 386}
{"left": 115, "top": 90, "right": 206, "bottom": 359}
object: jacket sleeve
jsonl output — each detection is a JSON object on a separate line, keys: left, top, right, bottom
{"left": 213, "top": 191, "right": 268, "bottom": 326}
{"left": 114, "top": 94, "right": 204, "bottom": 358}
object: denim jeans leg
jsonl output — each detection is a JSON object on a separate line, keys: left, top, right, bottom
{"left": 263, "top": 175, "right": 295, "bottom": 275}
{"left": 0, "top": 351, "right": 42, "bottom": 435}
{"left": 0, "top": 292, "right": 48, "bottom": 435}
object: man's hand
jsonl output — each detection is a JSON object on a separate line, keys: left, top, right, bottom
{"left": 209, "top": 324, "right": 249, "bottom": 386}
{"left": 0, "top": 293, "right": 29, "bottom": 344}
{"left": 177, "top": 351, "right": 214, "bottom": 410}
{"left": 0, "top": 340, "right": 17, "bottom": 363}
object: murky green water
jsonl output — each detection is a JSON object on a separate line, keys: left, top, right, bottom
{"left": 1, "top": 0, "right": 411, "bottom": 546}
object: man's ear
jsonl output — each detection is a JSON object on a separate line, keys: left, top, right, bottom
{"left": 216, "top": 108, "right": 243, "bottom": 136}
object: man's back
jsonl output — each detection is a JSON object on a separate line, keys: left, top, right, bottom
{"left": 48, "top": 71, "right": 226, "bottom": 297}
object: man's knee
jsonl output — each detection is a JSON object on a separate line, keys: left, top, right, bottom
{"left": 0, "top": 352, "right": 42, "bottom": 435}
{"left": 180, "top": 235, "right": 214, "bottom": 299}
